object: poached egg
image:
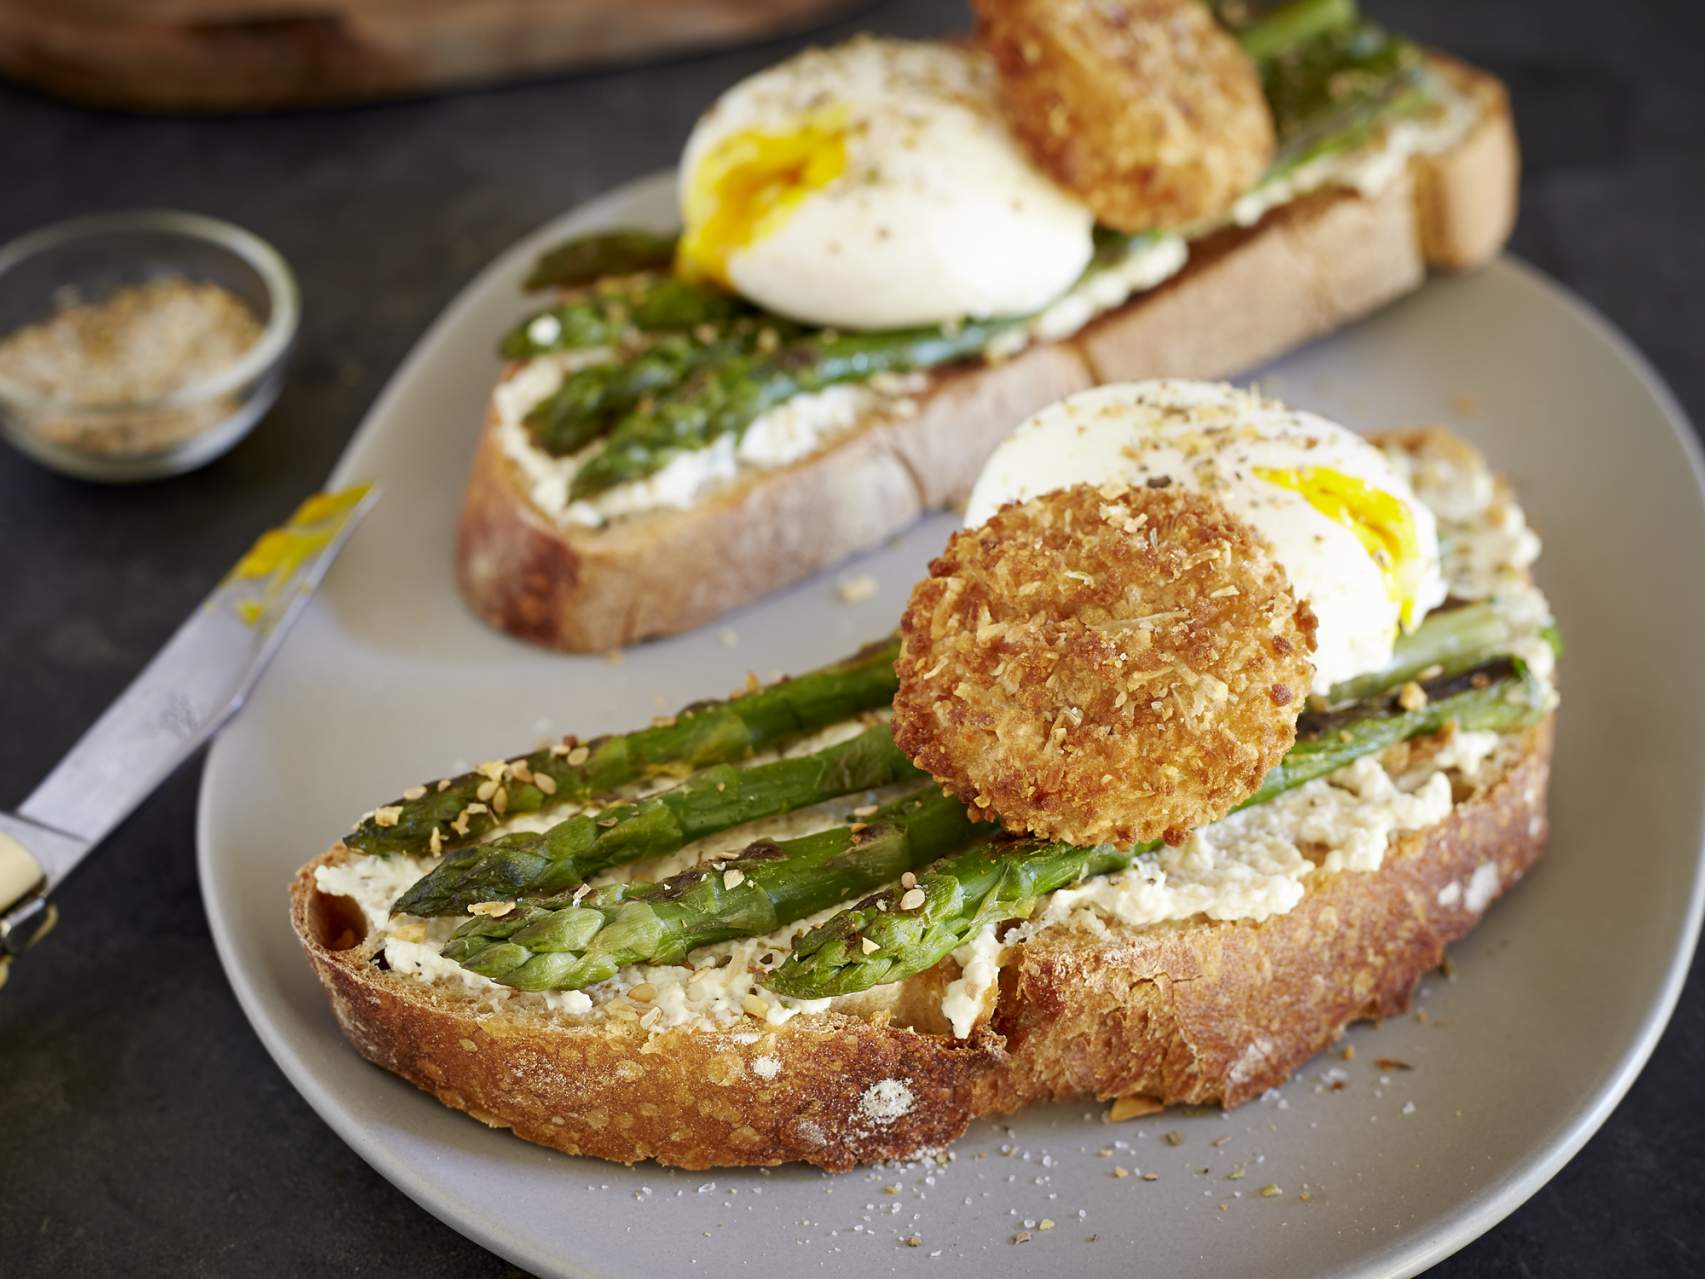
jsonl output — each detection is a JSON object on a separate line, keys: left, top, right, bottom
{"left": 965, "top": 381, "right": 1449, "bottom": 694}
{"left": 676, "top": 37, "right": 1094, "bottom": 330}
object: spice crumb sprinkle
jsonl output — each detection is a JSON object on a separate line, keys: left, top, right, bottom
{"left": 836, "top": 574, "right": 880, "bottom": 604}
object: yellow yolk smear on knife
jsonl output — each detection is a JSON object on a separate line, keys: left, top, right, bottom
{"left": 677, "top": 108, "right": 849, "bottom": 288}
{"left": 229, "top": 483, "right": 374, "bottom": 626}
{"left": 1255, "top": 466, "right": 1426, "bottom": 630}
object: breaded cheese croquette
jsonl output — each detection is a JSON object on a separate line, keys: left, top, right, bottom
{"left": 974, "top": 0, "right": 1275, "bottom": 232}
{"left": 892, "top": 484, "right": 1316, "bottom": 848}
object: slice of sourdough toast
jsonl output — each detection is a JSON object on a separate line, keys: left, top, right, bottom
{"left": 293, "top": 718, "right": 1550, "bottom": 1172}
{"left": 456, "top": 56, "right": 1516, "bottom": 652}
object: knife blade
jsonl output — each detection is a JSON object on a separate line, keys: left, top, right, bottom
{"left": 0, "top": 483, "right": 379, "bottom": 985}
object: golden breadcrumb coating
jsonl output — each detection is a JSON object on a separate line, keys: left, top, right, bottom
{"left": 893, "top": 484, "right": 1316, "bottom": 848}
{"left": 974, "top": 0, "right": 1275, "bottom": 232}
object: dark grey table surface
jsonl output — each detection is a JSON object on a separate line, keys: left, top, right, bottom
{"left": 2, "top": 2, "right": 1702, "bottom": 1274}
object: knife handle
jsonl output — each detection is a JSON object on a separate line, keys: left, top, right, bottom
{"left": 0, "top": 829, "right": 58, "bottom": 989}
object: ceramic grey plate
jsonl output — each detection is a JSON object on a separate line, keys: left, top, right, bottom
{"left": 199, "top": 173, "right": 1705, "bottom": 1279}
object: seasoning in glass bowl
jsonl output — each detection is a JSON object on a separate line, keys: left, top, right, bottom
{"left": 0, "top": 276, "right": 263, "bottom": 457}
{"left": 0, "top": 210, "right": 298, "bottom": 482}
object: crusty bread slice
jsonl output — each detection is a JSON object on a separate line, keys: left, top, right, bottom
{"left": 456, "top": 56, "right": 1516, "bottom": 652}
{"left": 293, "top": 718, "right": 1550, "bottom": 1172}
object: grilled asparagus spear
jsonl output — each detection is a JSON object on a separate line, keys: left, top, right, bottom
{"left": 499, "top": 277, "right": 749, "bottom": 360}
{"left": 345, "top": 637, "right": 901, "bottom": 857}
{"left": 568, "top": 317, "right": 1022, "bottom": 499}
{"left": 442, "top": 785, "right": 982, "bottom": 991}
{"left": 1322, "top": 597, "right": 1536, "bottom": 708}
{"left": 392, "top": 723, "right": 918, "bottom": 917}
{"left": 524, "top": 333, "right": 728, "bottom": 456}
{"left": 1225, "top": 0, "right": 1358, "bottom": 62}
{"left": 437, "top": 655, "right": 1545, "bottom": 995}
{"left": 525, "top": 328, "right": 789, "bottom": 457}
{"left": 765, "top": 663, "right": 1549, "bottom": 999}
{"left": 1257, "top": 7, "right": 1427, "bottom": 180}
{"left": 350, "top": 594, "right": 1539, "bottom": 859}
{"left": 524, "top": 230, "right": 679, "bottom": 292}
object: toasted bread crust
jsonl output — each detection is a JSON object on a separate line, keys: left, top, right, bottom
{"left": 456, "top": 56, "right": 1517, "bottom": 653}
{"left": 293, "top": 718, "right": 1550, "bottom": 1171}
{"left": 1412, "top": 54, "right": 1519, "bottom": 272}
{"left": 979, "top": 721, "right": 1550, "bottom": 1113}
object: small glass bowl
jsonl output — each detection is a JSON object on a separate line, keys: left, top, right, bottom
{"left": 0, "top": 210, "right": 299, "bottom": 482}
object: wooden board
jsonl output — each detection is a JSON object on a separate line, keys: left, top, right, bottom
{"left": 0, "top": 0, "right": 865, "bottom": 112}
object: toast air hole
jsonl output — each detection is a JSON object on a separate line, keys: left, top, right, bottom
{"left": 308, "top": 889, "right": 368, "bottom": 952}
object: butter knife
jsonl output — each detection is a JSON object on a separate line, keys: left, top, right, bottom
{"left": 0, "top": 484, "right": 379, "bottom": 987}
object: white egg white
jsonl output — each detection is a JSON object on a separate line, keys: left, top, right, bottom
{"left": 678, "top": 37, "right": 1094, "bottom": 330}
{"left": 965, "top": 380, "right": 1450, "bottom": 694}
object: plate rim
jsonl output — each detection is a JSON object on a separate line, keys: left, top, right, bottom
{"left": 197, "top": 171, "right": 1705, "bottom": 1279}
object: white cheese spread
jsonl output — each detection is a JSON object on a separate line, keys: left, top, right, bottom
{"left": 316, "top": 811, "right": 849, "bottom": 1031}
{"left": 1427, "top": 729, "right": 1503, "bottom": 782}
{"left": 986, "top": 234, "right": 1190, "bottom": 360}
{"left": 1017, "top": 759, "right": 1452, "bottom": 944}
{"left": 1440, "top": 497, "right": 1543, "bottom": 604}
{"left": 940, "top": 923, "right": 1007, "bottom": 1039}
{"left": 495, "top": 377, "right": 920, "bottom": 530}
{"left": 1384, "top": 436, "right": 1542, "bottom": 601}
{"left": 1034, "top": 236, "right": 1189, "bottom": 344}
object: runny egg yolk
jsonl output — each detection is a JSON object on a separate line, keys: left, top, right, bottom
{"left": 677, "top": 108, "right": 849, "bottom": 288}
{"left": 1255, "top": 466, "right": 1427, "bottom": 631}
